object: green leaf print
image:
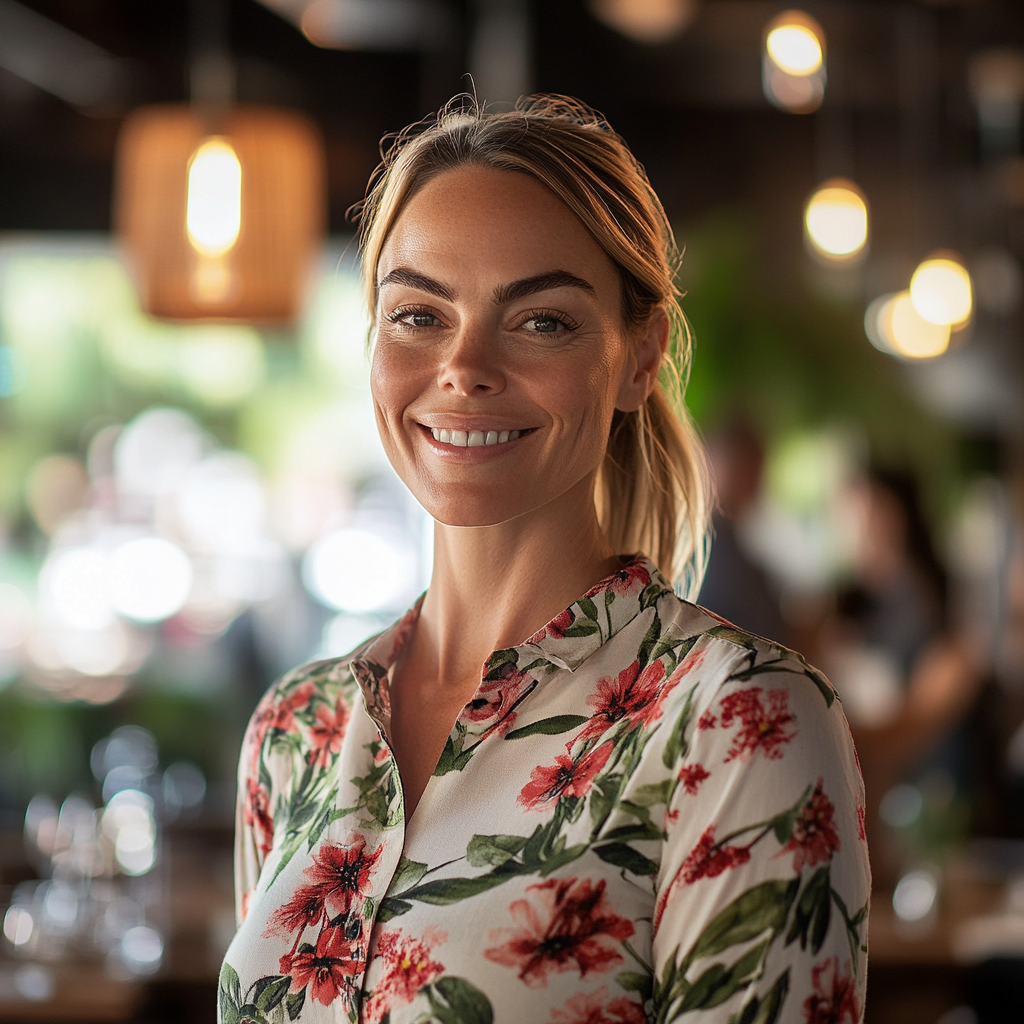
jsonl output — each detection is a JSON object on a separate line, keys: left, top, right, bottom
{"left": 466, "top": 833, "right": 530, "bottom": 868}
{"left": 589, "top": 773, "right": 625, "bottom": 831}
{"left": 662, "top": 684, "right": 698, "bottom": 769}
{"left": 376, "top": 896, "right": 413, "bottom": 922}
{"left": 729, "top": 968, "right": 790, "bottom": 1024}
{"left": 786, "top": 866, "right": 831, "bottom": 953}
{"left": 578, "top": 596, "right": 600, "bottom": 621}
{"left": 219, "top": 962, "right": 243, "bottom": 1024}
{"left": 561, "top": 621, "right": 601, "bottom": 638}
{"left": 503, "top": 714, "right": 588, "bottom": 740}
{"left": 434, "top": 727, "right": 475, "bottom": 776}
{"left": 678, "top": 936, "right": 771, "bottom": 1012}
{"left": 390, "top": 855, "right": 429, "bottom": 892}
{"left": 687, "top": 878, "right": 799, "bottom": 964}
{"left": 426, "top": 976, "right": 494, "bottom": 1024}
{"left": 830, "top": 887, "right": 869, "bottom": 971}
{"left": 617, "top": 970, "right": 654, "bottom": 998}
{"left": 284, "top": 988, "right": 306, "bottom": 1022}
{"left": 400, "top": 872, "right": 516, "bottom": 905}
{"left": 235, "top": 1005, "right": 270, "bottom": 1024}
{"left": 594, "top": 842, "right": 659, "bottom": 877}
{"left": 636, "top": 614, "right": 662, "bottom": 669}
{"left": 252, "top": 975, "right": 290, "bottom": 1014}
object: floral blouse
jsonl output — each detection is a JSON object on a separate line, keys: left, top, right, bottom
{"left": 222, "top": 556, "right": 870, "bottom": 1024}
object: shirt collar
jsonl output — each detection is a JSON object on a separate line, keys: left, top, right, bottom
{"left": 350, "top": 555, "right": 671, "bottom": 728}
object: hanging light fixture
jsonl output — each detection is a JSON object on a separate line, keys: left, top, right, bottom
{"left": 114, "top": 2, "right": 326, "bottom": 324}
{"left": 116, "top": 105, "right": 325, "bottom": 323}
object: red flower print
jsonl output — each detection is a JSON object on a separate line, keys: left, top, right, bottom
{"left": 578, "top": 660, "right": 667, "bottom": 743}
{"left": 678, "top": 763, "right": 710, "bottom": 795}
{"left": 280, "top": 925, "right": 363, "bottom": 1007}
{"left": 803, "top": 957, "right": 860, "bottom": 1024}
{"left": 243, "top": 778, "right": 274, "bottom": 861}
{"left": 248, "top": 681, "right": 315, "bottom": 766}
{"left": 697, "top": 710, "right": 717, "bottom": 730}
{"left": 856, "top": 803, "right": 866, "bottom": 842}
{"left": 518, "top": 741, "right": 615, "bottom": 810}
{"left": 586, "top": 560, "right": 651, "bottom": 601}
{"left": 679, "top": 825, "right": 751, "bottom": 884}
{"left": 309, "top": 699, "right": 349, "bottom": 768}
{"left": 266, "top": 836, "right": 381, "bottom": 939}
{"left": 465, "top": 663, "right": 531, "bottom": 727}
{"left": 266, "top": 883, "right": 329, "bottom": 938}
{"left": 549, "top": 987, "right": 646, "bottom": 1024}
{"left": 364, "top": 927, "right": 446, "bottom": 1023}
{"left": 719, "top": 687, "right": 796, "bottom": 762}
{"left": 654, "top": 826, "right": 751, "bottom": 932}
{"left": 305, "top": 836, "right": 382, "bottom": 918}
{"left": 782, "top": 778, "right": 841, "bottom": 872}
{"left": 528, "top": 607, "right": 575, "bottom": 645}
{"left": 484, "top": 878, "right": 634, "bottom": 987}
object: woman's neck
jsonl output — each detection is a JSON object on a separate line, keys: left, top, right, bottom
{"left": 412, "top": 472, "right": 619, "bottom": 692}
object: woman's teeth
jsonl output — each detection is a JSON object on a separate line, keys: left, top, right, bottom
{"left": 430, "top": 428, "right": 522, "bottom": 447}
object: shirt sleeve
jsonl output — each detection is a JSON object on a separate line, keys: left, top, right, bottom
{"left": 234, "top": 688, "right": 273, "bottom": 927}
{"left": 651, "top": 647, "right": 870, "bottom": 1023}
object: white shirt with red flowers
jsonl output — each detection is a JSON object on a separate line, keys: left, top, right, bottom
{"left": 223, "top": 556, "right": 869, "bottom": 1024}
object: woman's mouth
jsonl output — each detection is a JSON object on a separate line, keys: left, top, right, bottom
{"left": 427, "top": 427, "right": 530, "bottom": 448}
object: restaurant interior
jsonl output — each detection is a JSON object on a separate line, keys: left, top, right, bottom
{"left": 0, "top": 0, "right": 1023, "bottom": 1021}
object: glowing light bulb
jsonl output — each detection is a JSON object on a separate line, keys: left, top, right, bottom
{"left": 910, "top": 256, "right": 973, "bottom": 327}
{"left": 186, "top": 138, "right": 242, "bottom": 257}
{"left": 805, "top": 180, "right": 868, "bottom": 259}
{"left": 766, "top": 18, "right": 823, "bottom": 76}
{"left": 889, "top": 291, "right": 950, "bottom": 360}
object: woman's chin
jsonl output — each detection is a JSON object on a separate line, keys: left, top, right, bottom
{"left": 423, "top": 499, "right": 534, "bottom": 530}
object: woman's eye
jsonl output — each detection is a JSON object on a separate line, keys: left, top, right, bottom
{"left": 389, "top": 310, "right": 441, "bottom": 328}
{"left": 522, "top": 316, "right": 565, "bottom": 333}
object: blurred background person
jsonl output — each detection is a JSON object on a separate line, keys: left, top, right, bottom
{"left": 697, "top": 416, "right": 788, "bottom": 644}
{"left": 822, "top": 467, "right": 983, "bottom": 882}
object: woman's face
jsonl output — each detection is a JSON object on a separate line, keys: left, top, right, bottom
{"left": 371, "top": 165, "right": 661, "bottom": 528}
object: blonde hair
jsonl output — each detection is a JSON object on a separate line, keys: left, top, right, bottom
{"left": 355, "top": 94, "right": 710, "bottom": 598}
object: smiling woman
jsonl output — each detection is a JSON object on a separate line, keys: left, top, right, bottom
{"left": 221, "top": 96, "right": 870, "bottom": 1024}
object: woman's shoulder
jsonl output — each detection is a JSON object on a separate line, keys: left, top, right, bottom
{"left": 651, "top": 592, "right": 845, "bottom": 742}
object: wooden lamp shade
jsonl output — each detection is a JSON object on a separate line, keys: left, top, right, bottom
{"left": 115, "top": 105, "right": 326, "bottom": 323}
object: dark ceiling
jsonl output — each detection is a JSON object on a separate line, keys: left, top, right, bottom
{"left": 0, "top": 0, "right": 1021, "bottom": 275}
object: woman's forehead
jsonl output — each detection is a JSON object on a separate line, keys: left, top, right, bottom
{"left": 377, "top": 165, "right": 620, "bottom": 293}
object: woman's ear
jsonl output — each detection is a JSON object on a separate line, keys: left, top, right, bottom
{"left": 615, "top": 308, "right": 669, "bottom": 413}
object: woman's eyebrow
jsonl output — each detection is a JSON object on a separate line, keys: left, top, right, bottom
{"left": 494, "top": 271, "right": 596, "bottom": 304}
{"left": 378, "top": 268, "right": 455, "bottom": 300}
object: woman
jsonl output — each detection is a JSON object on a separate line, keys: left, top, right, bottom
{"left": 222, "top": 96, "right": 869, "bottom": 1024}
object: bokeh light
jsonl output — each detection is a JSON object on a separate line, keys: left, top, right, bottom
{"left": 101, "top": 789, "right": 157, "bottom": 876}
{"left": 866, "top": 291, "right": 950, "bottom": 360}
{"left": 109, "top": 537, "right": 193, "bottom": 623}
{"left": 804, "top": 180, "right": 868, "bottom": 259}
{"left": 762, "top": 11, "right": 826, "bottom": 113}
{"left": 39, "top": 546, "right": 115, "bottom": 630}
{"left": 766, "top": 19, "right": 823, "bottom": 76}
{"left": 303, "top": 527, "right": 417, "bottom": 613}
{"left": 910, "top": 255, "right": 973, "bottom": 326}
{"left": 890, "top": 291, "right": 951, "bottom": 359}
{"left": 588, "top": 0, "right": 699, "bottom": 45}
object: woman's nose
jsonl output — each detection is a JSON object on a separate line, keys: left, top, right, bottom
{"left": 437, "top": 328, "right": 506, "bottom": 396}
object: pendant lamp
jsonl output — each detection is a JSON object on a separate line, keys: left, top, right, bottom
{"left": 115, "top": 104, "right": 326, "bottom": 323}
